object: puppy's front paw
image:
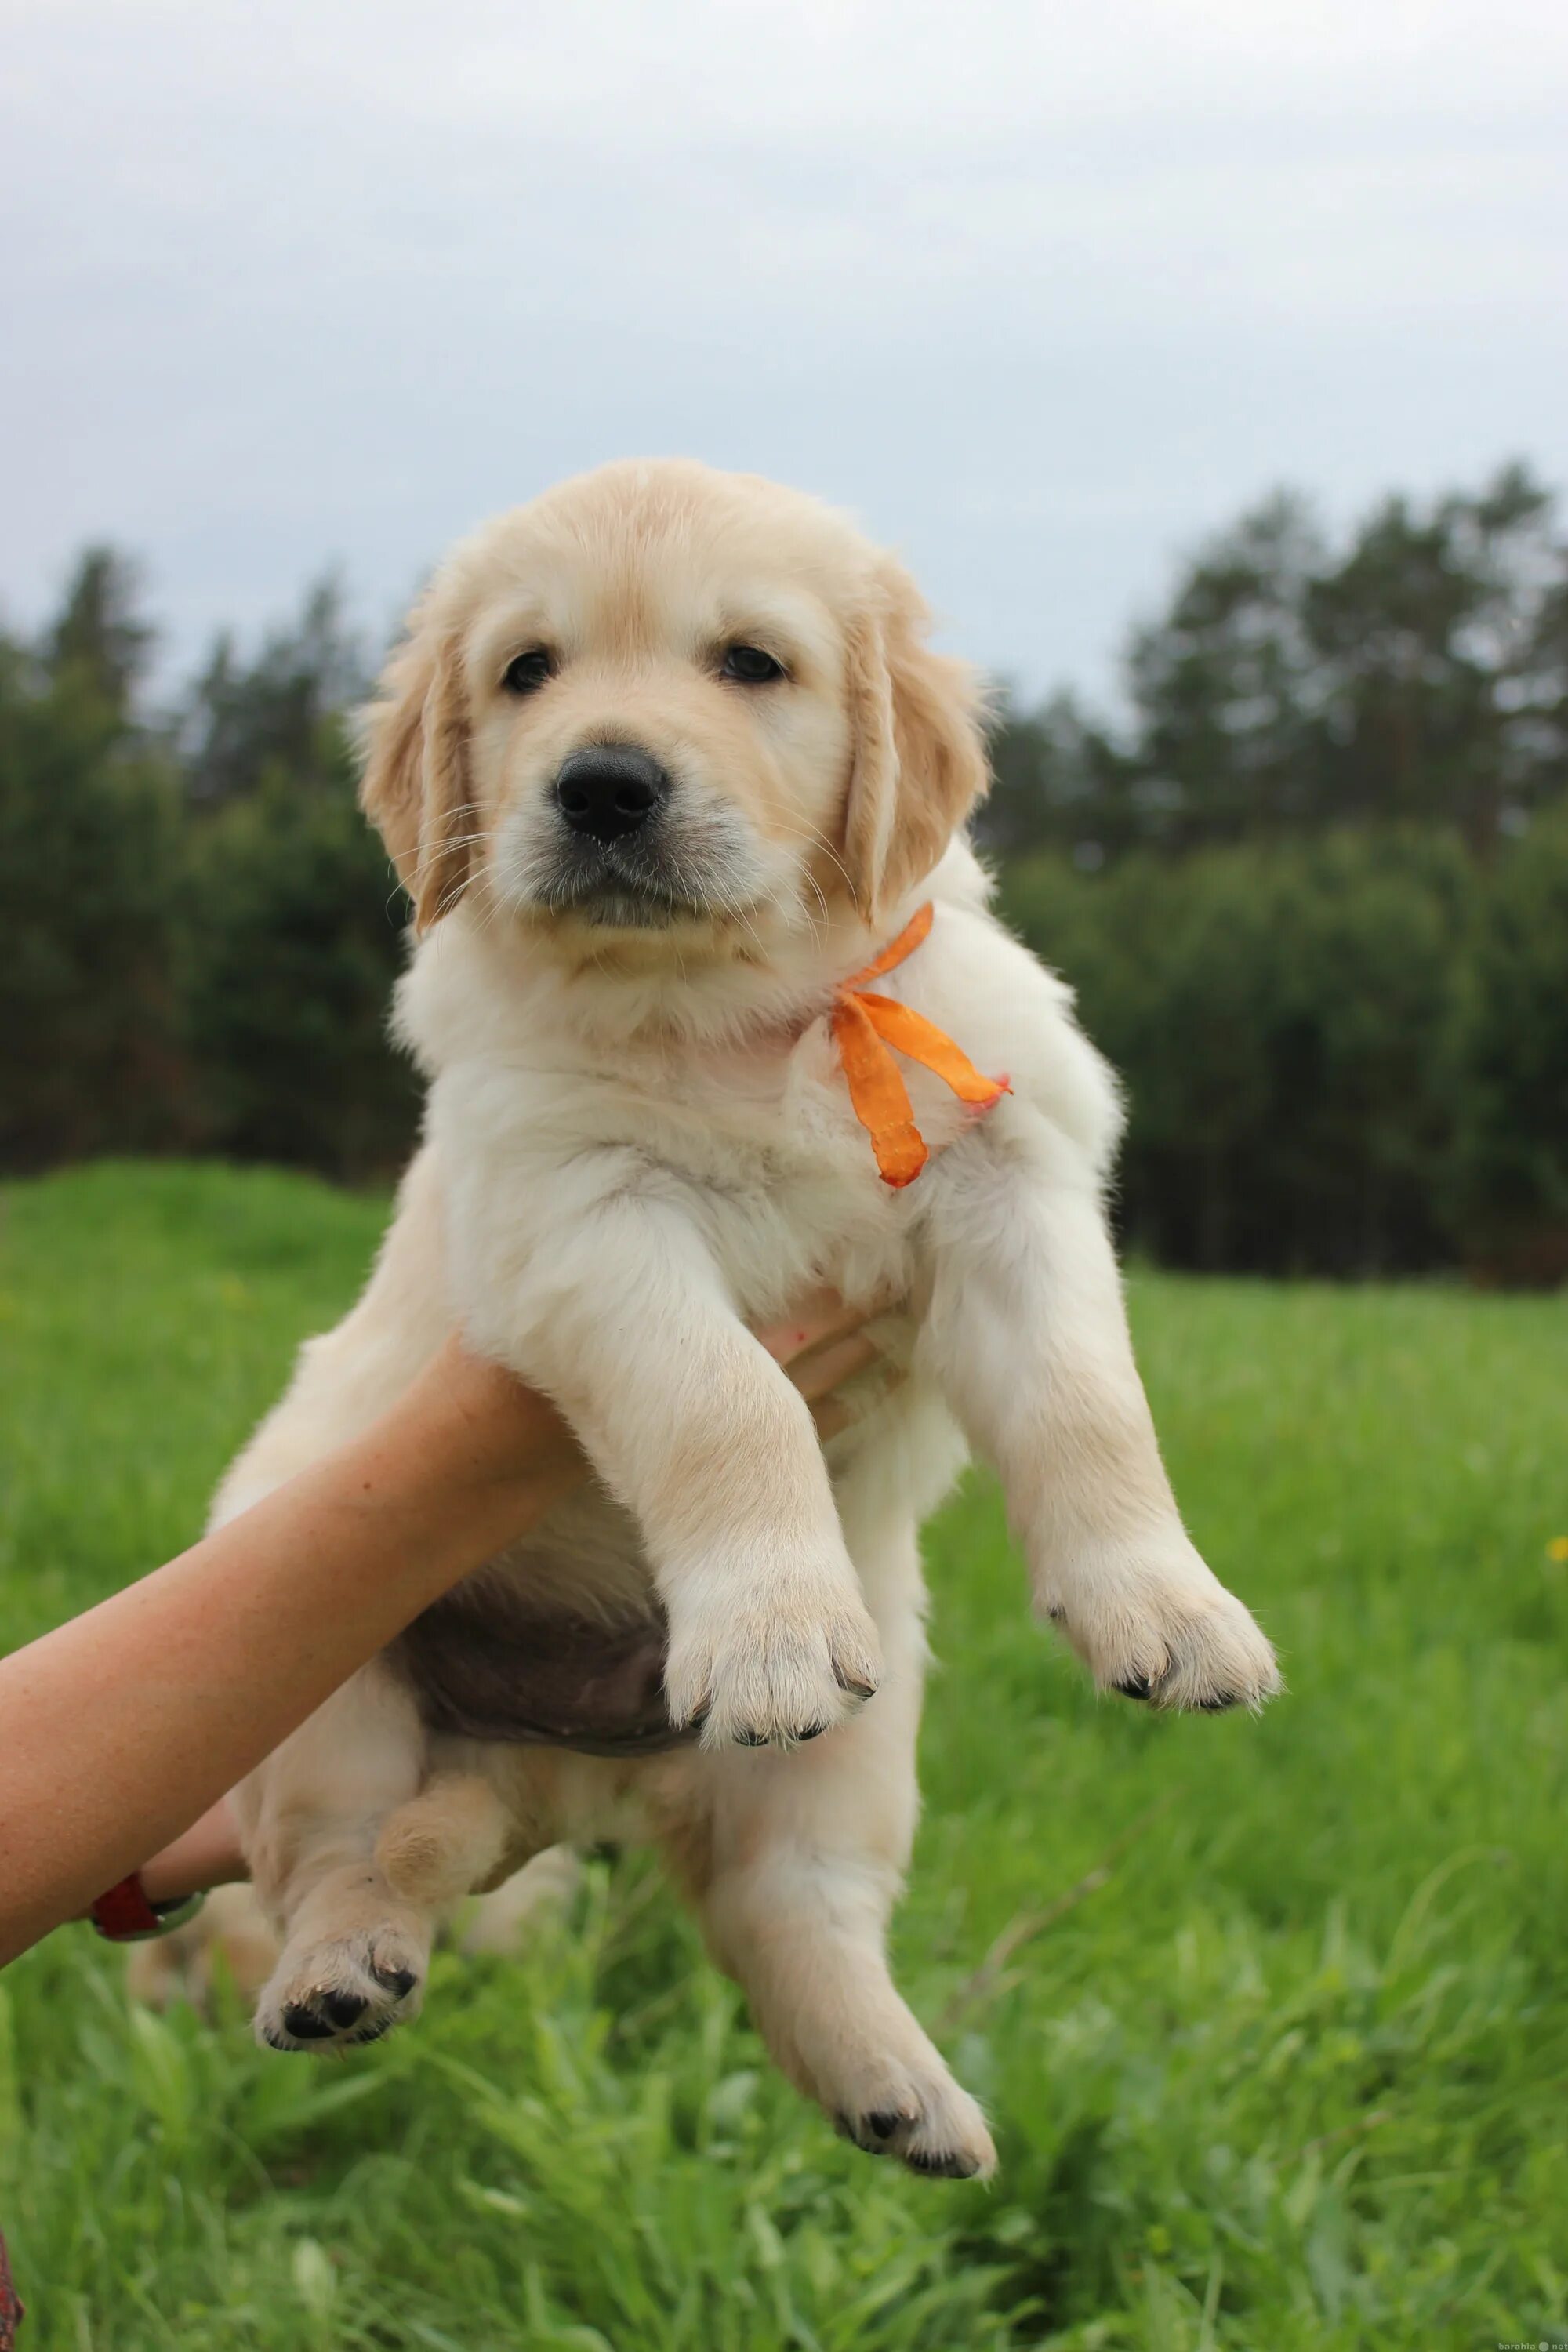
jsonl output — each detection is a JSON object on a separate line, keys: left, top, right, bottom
{"left": 254, "top": 1922, "right": 427, "bottom": 2053}
{"left": 1041, "top": 1530, "right": 1280, "bottom": 1714}
{"left": 665, "top": 1552, "right": 882, "bottom": 1750}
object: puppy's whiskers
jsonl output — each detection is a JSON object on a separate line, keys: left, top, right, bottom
{"left": 760, "top": 816, "right": 858, "bottom": 943}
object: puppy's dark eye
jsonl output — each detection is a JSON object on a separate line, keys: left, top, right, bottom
{"left": 502, "top": 648, "right": 554, "bottom": 695}
{"left": 721, "top": 644, "right": 786, "bottom": 685}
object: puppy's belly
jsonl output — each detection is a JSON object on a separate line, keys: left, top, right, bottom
{"left": 389, "top": 1485, "right": 687, "bottom": 1756}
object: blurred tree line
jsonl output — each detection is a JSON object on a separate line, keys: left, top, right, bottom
{"left": 2, "top": 461, "right": 1565, "bottom": 1279}
{"left": 985, "top": 461, "right": 1568, "bottom": 1282}
{"left": 0, "top": 557, "right": 415, "bottom": 1182}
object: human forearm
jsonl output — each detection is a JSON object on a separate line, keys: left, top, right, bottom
{"left": 0, "top": 1344, "right": 580, "bottom": 1963}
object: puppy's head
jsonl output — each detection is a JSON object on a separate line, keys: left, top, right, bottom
{"left": 360, "top": 460, "right": 989, "bottom": 955}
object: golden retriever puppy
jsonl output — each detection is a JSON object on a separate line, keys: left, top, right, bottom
{"left": 219, "top": 459, "right": 1278, "bottom": 2179}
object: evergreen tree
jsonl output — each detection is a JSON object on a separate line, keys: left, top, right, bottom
{"left": 44, "top": 546, "right": 154, "bottom": 714}
{"left": 996, "top": 463, "right": 1566, "bottom": 863}
{"left": 1302, "top": 463, "right": 1563, "bottom": 850}
{"left": 182, "top": 576, "right": 366, "bottom": 804}
{"left": 183, "top": 727, "right": 416, "bottom": 1178}
{"left": 1124, "top": 492, "right": 1324, "bottom": 850}
{"left": 981, "top": 690, "right": 1131, "bottom": 863}
{"left": 0, "top": 628, "right": 187, "bottom": 1167}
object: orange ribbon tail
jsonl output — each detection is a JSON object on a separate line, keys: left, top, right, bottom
{"left": 832, "top": 903, "right": 1010, "bottom": 1188}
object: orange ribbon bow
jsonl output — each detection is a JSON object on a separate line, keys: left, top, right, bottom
{"left": 832, "top": 902, "right": 1011, "bottom": 1188}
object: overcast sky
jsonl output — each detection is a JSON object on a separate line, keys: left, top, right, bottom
{"left": 3, "top": 0, "right": 1566, "bottom": 705}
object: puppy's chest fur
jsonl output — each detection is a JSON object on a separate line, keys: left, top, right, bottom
{"left": 565, "top": 1025, "right": 918, "bottom": 1285}
{"left": 423, "top": 979, "right": 982, "bottom": 1327}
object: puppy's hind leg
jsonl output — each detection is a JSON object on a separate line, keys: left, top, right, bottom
{"left": 243, "top": 1668, "right": 441, "bottom": 2053}
{"left": 376, "top": 1770, "right": 519, "bottom": 1909}
{"left": 670, "top": 1562, "right": 996, "bottom": 2181}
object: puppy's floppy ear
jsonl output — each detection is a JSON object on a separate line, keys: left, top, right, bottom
{"left": 358, "top": 616, "right": 477, "bottom": 931}
{"left": 840, "top": 561, "right": 991, "bottom": 924}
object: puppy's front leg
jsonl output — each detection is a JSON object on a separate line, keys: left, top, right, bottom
{"left": 922, "top": 1121, "right": 1279, "bottom": 1711}
{"left": 461, "top": 1189, "right": 881, "bottom": 1748}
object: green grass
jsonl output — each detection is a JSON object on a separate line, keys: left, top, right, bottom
{"left": 1, "top": 1161, "right": 1566, "bottom": 2350}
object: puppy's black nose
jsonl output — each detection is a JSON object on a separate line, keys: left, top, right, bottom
{"left": 554, "top": 745, "right": 670, "bottom": 842}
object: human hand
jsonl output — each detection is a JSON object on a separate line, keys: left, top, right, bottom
{"left": 753, "top": 1287, "right": 901, "bottom": 1437}
{"left": 137, "top": 1797, "right": 247, "bottom": 1905}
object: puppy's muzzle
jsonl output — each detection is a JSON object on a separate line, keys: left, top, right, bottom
{"left": 554, "top": 745, "right": 671, "bottom": 844}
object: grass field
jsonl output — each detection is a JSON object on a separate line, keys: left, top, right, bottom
{"left": 1, "top": 1162, "right": 1565, "bottom": 2350}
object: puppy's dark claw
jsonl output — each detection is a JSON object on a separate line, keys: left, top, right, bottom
{"left": 1116, "top": 1674, "right": 1242, "bottom": 1712}
{"left": 832, "top": 1664, "right": 877, "bottom": 1700}
{"left": 905, "top": 2146, "right": 983, "bottom": 2180}
{"left": 836, "top": 2112, "right": 887, "bottom": 2154}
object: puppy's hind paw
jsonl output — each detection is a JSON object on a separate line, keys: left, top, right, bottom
{"left": 254, "top": 1923, "right": 427, "bottom": 2053}
{"left": 831, "top": 2063, "right": 996, "bottom": 2181}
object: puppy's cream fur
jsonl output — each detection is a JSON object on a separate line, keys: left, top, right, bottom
{"left": 220, "top": 460, "right": 1278, "bottom": 2179}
